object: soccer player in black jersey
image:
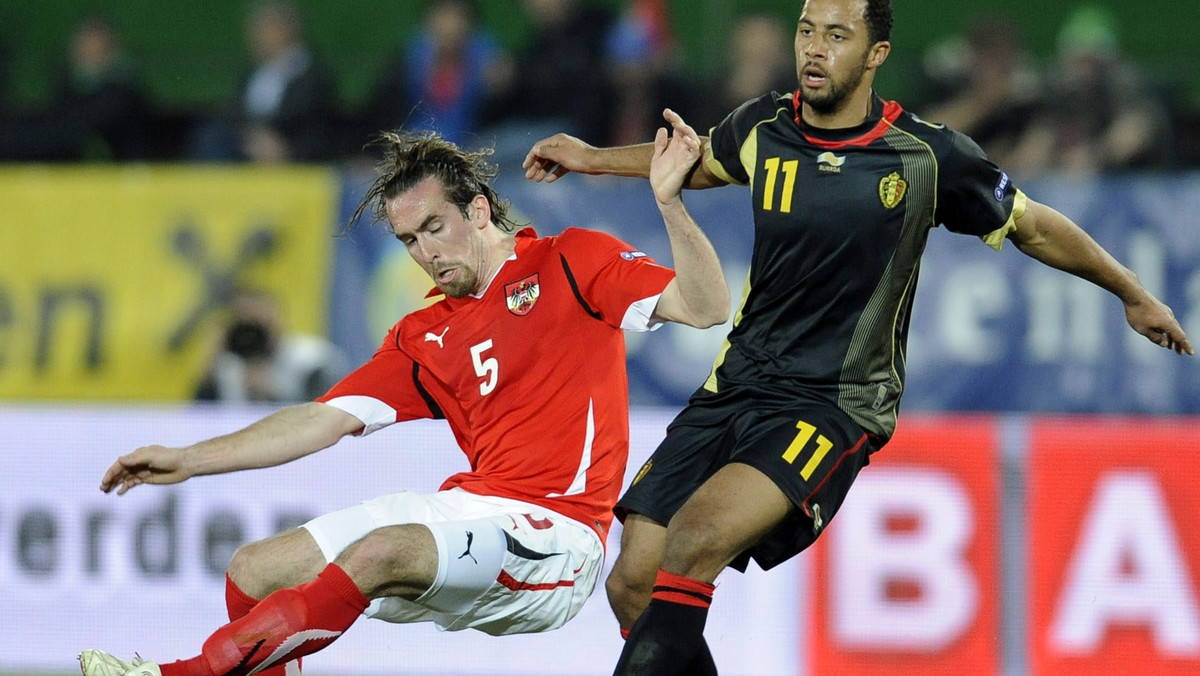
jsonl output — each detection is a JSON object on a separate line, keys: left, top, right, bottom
{"left": 524, "top": 0, "right": 1194, "bottom": 674}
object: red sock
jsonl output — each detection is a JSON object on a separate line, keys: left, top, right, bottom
{"left": 225, "top": 574, "right": 258, "bottom": 621}
{"left": 160, "top": 564, "right": 369, "bottom": 676}
{"left": 225, "top": 574, "right": 296, "bottom": 675}
{"left": 651, "top": 569, "right": 715, "bottom": 608}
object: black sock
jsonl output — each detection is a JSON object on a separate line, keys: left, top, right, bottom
{"left": 686, "top": 640, "right": 719, "bottom": 676}
{"left": 613, "top": 570, "right": 715, "bottom": 676}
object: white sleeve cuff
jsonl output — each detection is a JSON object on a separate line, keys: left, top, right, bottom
{"left": 620, "top": 293, "right": 666, "bottom": 332}
{"left": 323, "top": 395, "right": 397, "bottom": 436}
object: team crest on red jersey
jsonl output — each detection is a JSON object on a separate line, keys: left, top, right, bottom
{"left": 504, "top": 274, "right": 540, "bottom": 316}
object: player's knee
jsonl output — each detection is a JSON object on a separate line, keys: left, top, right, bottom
{"left": 662, "top": 517, "right": 733, "bottom": 578}
{"left": 227, "top": 539, "right": 275, "bottom": 599}
{"left": 605, "top": 560, "right": 653, "bottom": 627}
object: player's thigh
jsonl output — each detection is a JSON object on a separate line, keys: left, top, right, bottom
{"left": 729, "top": 404, "right": 875, "bottom": 568}
{"left": 663, "top": 462, "right": 794, "bottom": 578}
{"left": 227, "top": 527, "right": 326, "bottom": 597}
{"left": 455, "top": 507, "right": 604, "bottom": 636}
{"left": 315, "top": 490, "right": 605, "bottom": 635}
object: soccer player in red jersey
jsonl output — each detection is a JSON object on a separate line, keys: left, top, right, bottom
{"left": 78, "top": 109, "right": 729, "bottom": 676}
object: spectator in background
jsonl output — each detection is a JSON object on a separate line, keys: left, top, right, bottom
{"left": 191, "top": 1, "right": 337, "bottom": 163}
{"left": 1007, "top": 4, "right": 1173, "bottom": 176}
{"left": 603, "top": 0, "right": 702, "bottom": 147}
{"left": 361, "top": 0, "right": 512, "bottom": 148}
{"left": 195, "top": 290, "right": 346, "bottom": 404}
{"left": 0, "top": 15, "right": 149, "bottom": 161}
{"left": 482, "top": 0, "right": 616, "bottom": 146}
{"left": 691, "top": 12, "right": 795, "bottom": 134}
{"left": 917, "top": 15, "right": 1041, "bottom": 170}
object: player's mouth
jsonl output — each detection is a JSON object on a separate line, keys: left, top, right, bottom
{"left": 802, "top": 65, "right": 828, "bottom": 89}
{"left": 435, "top": 266, "right": 458, "bottom": 285}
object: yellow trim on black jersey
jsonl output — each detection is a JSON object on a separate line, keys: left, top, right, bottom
{"left": 703, "top": 268, "right": 753, "bottom": 393}
{"left": 981, "top": 189, "right": 1027, "bottom": 251}
{"left": 703, "top": 146, "right": 739, "bottom": 186}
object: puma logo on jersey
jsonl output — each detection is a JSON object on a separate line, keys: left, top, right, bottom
{"left": 817, "top": 152, "right": 845, "bottom": 173}
{"left": 425, "top": 327, "right": 449, "bottom": 348}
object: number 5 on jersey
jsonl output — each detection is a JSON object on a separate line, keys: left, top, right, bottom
{"left": 470, "top": 340, "right": 498, "bottom": 395}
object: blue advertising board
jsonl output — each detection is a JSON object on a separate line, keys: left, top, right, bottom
{"left": 330, "top": 168, "right": 1200, "bottom": 414}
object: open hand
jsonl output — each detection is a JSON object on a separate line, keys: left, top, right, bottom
{"left": 650, "top": 109, "right": 702, "bottom": 206}
{"left": 100, "top": 445, "right": 192, "bottom": 495}
{"left": 1127, "top": 297, "right": 1193, "bottom": 355}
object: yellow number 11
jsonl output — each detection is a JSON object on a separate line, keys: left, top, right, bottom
{"left": 762, "top": 157, "right": 798, "bottom": 213}
{"left": 782, "top": 420, "right": 833, "bottom": 480}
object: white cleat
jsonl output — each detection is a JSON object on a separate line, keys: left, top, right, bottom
{"left": 78, "top": 650, "right": 162, "bottom": 676}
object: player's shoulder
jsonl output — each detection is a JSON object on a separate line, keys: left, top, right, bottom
{"left": 723, "top": 91, "right": 794, "bottom": 130}
{"left": 890, "top": 104, "right": 978, "bottom": 155}
{"left": 551, "top": 226, "right": 634, "bottom": 253}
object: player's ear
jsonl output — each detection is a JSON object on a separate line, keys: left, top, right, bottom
{"left": 867, "top": 40, "right": 891, "bottom": 70}
{"left": 470, "top": 194, "right": 492, "bottom": 230}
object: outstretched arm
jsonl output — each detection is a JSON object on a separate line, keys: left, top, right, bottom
{"left": 100, "top": 402, "right": 365, "bottom": 495}
{"left": 523, "top": 130, "right": 727, "bottom": 189}
{"left": 648, "top": 110, "right": 730, "bottom": 329}
{"left": 1009, "top": 199, "right": 1193, "bottom": 355}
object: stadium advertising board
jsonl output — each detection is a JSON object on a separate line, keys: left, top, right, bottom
{"left": 0, "top": 167, "right": 337, "bottom": 400}
{"left": 809, "top": 417, "right": 1000, "bottom": 675}
{"left": 1029, "top": 419, "right": 1200, "bottom": 675}
{"left": 6, "top": 407, "right": 1199, "bottom": 674}
{"left": 0, "top": 407, "right": 803, "bottom": 676}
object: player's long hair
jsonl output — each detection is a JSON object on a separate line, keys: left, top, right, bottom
{"left": 349, "top": 130, "right": 525, "bottom": 234}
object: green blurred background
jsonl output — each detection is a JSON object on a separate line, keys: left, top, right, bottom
{"left": 2, "top": 0, "right": 1197, "bottom": 111}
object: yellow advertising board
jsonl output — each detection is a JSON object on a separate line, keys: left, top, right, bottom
{"left": 0, "top": 166, "right": 338, "bottom": 400}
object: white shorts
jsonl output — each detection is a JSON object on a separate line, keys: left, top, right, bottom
{"left": 301, "top": 488, "right": 605, "bottom": 636}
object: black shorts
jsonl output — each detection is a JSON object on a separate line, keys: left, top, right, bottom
{"left": 617, "top": 393, "right": 883, "bottom": 571}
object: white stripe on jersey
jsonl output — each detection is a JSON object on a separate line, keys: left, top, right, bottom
{"left": 547, "top": 398, "right": 593, "bottom": 497}
{"left": 323, "top": 395, "right": 397, "bottom": 435}
{"left": 620, "top": 292, "right": 667, "bottom": 331}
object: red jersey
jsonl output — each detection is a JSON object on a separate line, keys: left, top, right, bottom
{"left": 319, "top": 227, "right": 676, "bottom": 540}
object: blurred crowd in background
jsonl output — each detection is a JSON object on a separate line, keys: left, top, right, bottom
{"left": 0, "top": 0, "right": 1194, "bottom": 181}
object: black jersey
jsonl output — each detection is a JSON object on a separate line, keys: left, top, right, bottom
{"left": 700, "top": 92, "right": 1024, "bottom": 439}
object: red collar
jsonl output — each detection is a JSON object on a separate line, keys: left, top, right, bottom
{"left": 791, "top": 91, "right": 904, "bottom": 150}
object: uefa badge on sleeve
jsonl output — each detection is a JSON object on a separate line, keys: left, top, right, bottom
{"left": 504, "top": 274, "right": 540, "bottom": 316}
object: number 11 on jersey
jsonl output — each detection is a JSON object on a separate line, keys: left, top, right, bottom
{"left": 762, "top": 157, "right": 798, "bottom": 213}
{"left": 782, "top": 419, "right": 832, "bottom": 480}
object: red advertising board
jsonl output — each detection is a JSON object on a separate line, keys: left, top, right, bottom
{"left": 1029, "top": 418, "right": 1200, "bottom": 676}
{"left": 809, "top": 416, "right": 1000, "bottom": 675}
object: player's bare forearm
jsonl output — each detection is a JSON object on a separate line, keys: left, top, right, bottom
{"left": 1011, "top": 199, "right": 1193, "bottom": 354}
{"left": 185, "top": 402, "right": 363, "bottom": 476}
{"left": 524, "top": 135, "right": 724, "bottom": 189}
{"left": 1010, "top": 200, "right": 1140, "bottom": 299}
{"left": 102, "top": 403, "right": 363, "bottom": 495}
{"left": 656, "top": 199, "right": 729, "bottom": 328}
{"left": 648, "top": 109, "right": 729, "bottom": 327}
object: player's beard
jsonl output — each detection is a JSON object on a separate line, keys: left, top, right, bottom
{"left": 800, "top": 52, "right": 869, "bottom": 116}
{"left": 436, "top": 264, "right": 479, "bottom": 298}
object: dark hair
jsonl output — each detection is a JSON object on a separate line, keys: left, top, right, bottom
{"left": 863, "top": 0, "right": 893, "bottom": 45}
{"left": 349, "top": 130, "right": 524, "bottom": 234}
